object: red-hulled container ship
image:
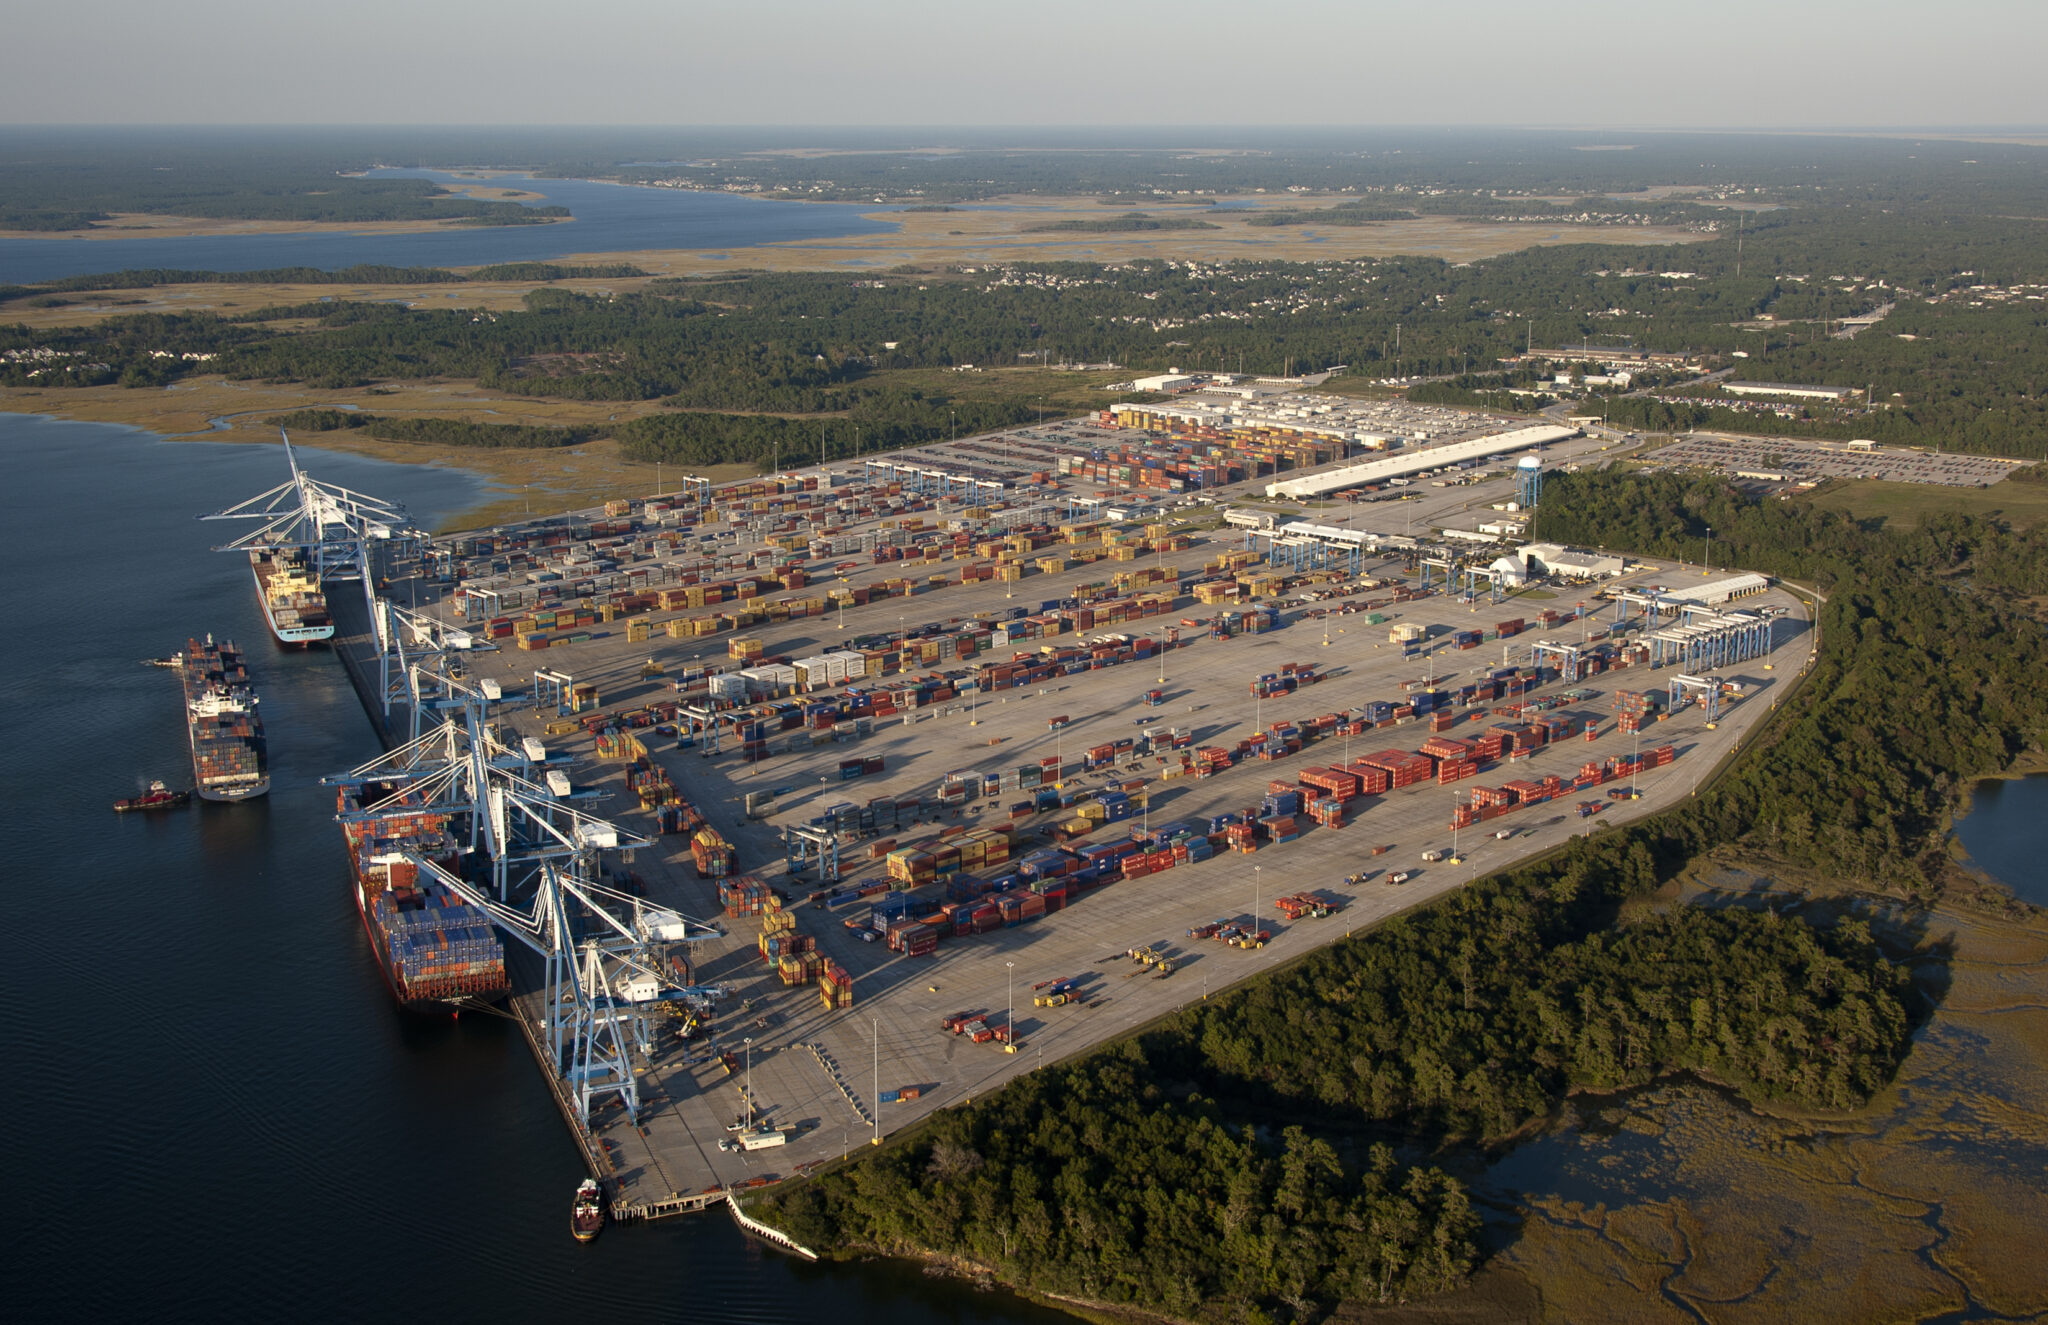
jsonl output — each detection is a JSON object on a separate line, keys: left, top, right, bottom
{"left": 337, "top": 781, "right": 509, "bottom": 1015}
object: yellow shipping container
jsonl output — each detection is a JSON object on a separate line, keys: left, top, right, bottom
{"left": 999, "top": 566, "right": 1024, "bottom": 581}
{"left": 627, "top": 621, "right": 652, "bottom": 643}
{"left": 666, "top": 619, "right": 692, "bottom": 639}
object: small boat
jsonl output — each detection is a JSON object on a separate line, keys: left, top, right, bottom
{"left": 571, "top": 1179, "right": 606, "bottom": 1243}
{"left": 142, "top": 656, "right": 181, "bottom": 668}
{"left": 114, "top": 780, "right": 190, "bottom": 812}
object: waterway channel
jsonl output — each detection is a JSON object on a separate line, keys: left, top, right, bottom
{"left": 1953, "top": 773, "right": 2048, "bottom": 906}
{"left": 0, "top": 170, "right": 899, "bottom": 285}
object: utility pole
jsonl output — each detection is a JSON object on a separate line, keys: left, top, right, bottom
{"left": 872, "top": 1018, "right": 880, "bottom": 1145}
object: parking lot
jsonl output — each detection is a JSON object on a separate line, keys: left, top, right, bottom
{"left": 1646, "top": 433, "right": 2026, "bottom": 488}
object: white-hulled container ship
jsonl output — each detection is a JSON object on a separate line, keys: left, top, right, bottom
{"left": 249, "top": 546, "right": 335, "bottom": 645}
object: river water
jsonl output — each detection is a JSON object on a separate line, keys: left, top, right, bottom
{"left": 0, "top": 170, "right": 899, "bottom": 284}
{"left": 0, "top": 412, "right": 1062, "bottom": 1323}
{"left": 1954, "top": 774, "right": 2048, "bottom": 906}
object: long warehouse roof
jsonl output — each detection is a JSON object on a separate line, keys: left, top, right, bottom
{"left": 1264, "top": 425, "right": 1579, "bottom": 499}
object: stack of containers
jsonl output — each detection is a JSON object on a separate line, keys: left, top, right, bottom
{"left": 997, "top": 894, "right": 1048, "bottom": 927}
{"left": 777, "top": 951, "right": 823, "bottom": 986}
{"left": 888, "top": 922, "right": 939, "bottom": 956}
{"left": 886, "top": 844, "right": 938, "bottom": 887}
{"left": 691, "top": 828, "right": 735, "bottom": 878}
{"left": 818, "top": 960, "right": 855, "bottom": 1009}
{"left": 375, "top": 884, "right": 510, "bottom": 1000}
{"left": 718, "top": 876, "right": 770, "bottom": 917}
{"left": 1357, "top": 750, "right": 1435, "bottom": 789}
{"left": 1261, "top": 787, "right": 1303, "bottom": 821}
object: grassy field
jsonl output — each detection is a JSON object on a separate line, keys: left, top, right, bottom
{"left": 559, "top": 196, "right": 1711, "bottom": 277}
{"left": 1801, "top": 475, "right": 2048, "bottom": 530}
{"left": 3, "top": 272, "right": 641, "bottom": 331}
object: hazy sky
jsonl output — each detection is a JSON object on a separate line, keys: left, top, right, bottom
{"left": 6, "top": 0, "right": 2045, "bottom": 129}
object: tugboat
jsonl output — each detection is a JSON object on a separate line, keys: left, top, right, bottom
{"left": 114, "top": 780, "right": 190, "bottom": 813}
{"left": 571, "top": 1179, "right": 606, "bottom": 1243}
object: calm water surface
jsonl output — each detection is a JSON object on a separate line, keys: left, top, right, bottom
{"left": 0, "top": 170, "right": 898, "bottom": 284}
{"left": 1954, "top": 774, "right": 2048, "bottom": 905}
{"left": 0, "top": 413, "right": 1063, "bottom": 1324}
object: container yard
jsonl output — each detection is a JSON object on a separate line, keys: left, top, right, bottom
{"left": 312, "top": 408, "right": 1803, "bottom": 1225}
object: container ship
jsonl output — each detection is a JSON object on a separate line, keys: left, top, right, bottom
{"left": 178, "top": 636, "right": 270, "bottom": 802}
{"left": 337, "top": 781, "right": 510, "bottom": 1014}
{"left": 249, "top": 546, "right": 334, "bottom": 646}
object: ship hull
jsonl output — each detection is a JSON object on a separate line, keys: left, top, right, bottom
{"left": 195, "top": 778, "right": 272, "bottom": 803}
{"left": 249, "top": 552, "right": 335, "bottom": 647}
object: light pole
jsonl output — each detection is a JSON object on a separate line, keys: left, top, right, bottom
{"left": 871, "top": 1017, "right": 880, "bottom": 1146}
{"left": 743, "top": 1036, "right": 754, "bottom": 1129}
{"left": 1253, "top": 863, "right": 1261, "bottom": 937}
{"left": 1704, "top": 527, "right": 1713, "bottom": 575}
{"left": 1006, "top": 961, "right": 1016, "bottom": 1054}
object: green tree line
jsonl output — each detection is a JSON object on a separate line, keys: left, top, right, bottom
{"left": 267, "top": 408, "right": 593, "bottom": 448}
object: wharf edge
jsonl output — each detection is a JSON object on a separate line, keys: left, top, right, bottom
{"left": 328, "top": 584, "right": 778, "bottom": 1231}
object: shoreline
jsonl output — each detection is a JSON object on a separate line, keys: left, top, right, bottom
{"left": 0, "top": 211, "right": 573, "bottom": 242}
{"left": 0, "top": 399, "right": 712, "bottom": 534}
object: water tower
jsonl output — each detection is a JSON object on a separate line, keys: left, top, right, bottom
{"left": 1516, "top": 455, "right": 1543, "bottom": 507}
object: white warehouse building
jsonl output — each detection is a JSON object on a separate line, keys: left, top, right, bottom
{"left": 1666, "top": 572, "right": 1771, "bottom": 606}
{"left": 1265, "top": 425, "right": 1578, "bottom": 499}
{"left": 1517, "top": 542, "right": 1627, "bottom": 579}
